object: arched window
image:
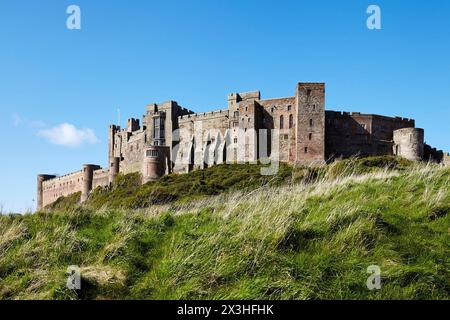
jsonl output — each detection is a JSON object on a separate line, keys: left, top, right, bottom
{"left": 309, "top": 119, "right": 313, "bottom": 127}
{"left": 280, "top": 115, "right": 284, "bottom": 129}
{"left": 289, "top": 114, "right": 293, "bottom": 128}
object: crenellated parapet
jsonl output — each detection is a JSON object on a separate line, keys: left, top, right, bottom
{"left": 178, "top": 109, "right": 229, "bottom": 123}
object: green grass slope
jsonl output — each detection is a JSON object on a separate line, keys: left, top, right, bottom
{"left": 0, "top": 157, "right": 449, "bottom": 300}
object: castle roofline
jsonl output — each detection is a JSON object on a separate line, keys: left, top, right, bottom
{"left": 326, "top": 110, "right": 415, "bottom": 122}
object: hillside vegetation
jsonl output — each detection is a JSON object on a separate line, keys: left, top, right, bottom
{"left": 0, "top": 157, "right": 449, "bottom": 300}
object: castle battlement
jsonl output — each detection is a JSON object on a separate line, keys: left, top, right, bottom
{"left": 179, "top": 109, "right": 229, "bottom": 122}
{"left": 42, "top": 170, "right": 83, "bottom": 184}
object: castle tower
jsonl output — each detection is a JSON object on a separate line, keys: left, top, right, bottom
{"left": 81, "top": 164, "right": 100, "bottom": 203}
{"left": 237, "top": 100, "right": 260, "bottom": 162}
{"left": 108, "top": 125, "right": 120, "bottom": 161}
{"left": 393, "top": 128, "right": 424, "bottom": 161}
{"left": 108, "top": 157, "right": 120, "bottom": 185}
{"left": 142, "top": 146, "right": 171, "bottom": 183}
{"left": 295, "top": 83, "right": 326, "bottom": 164}
{"left": 36, "top": 174, "right": 56, "bottom": 211}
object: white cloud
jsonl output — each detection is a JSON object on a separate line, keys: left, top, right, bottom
{"left": 38, "top": 123, "right": 99, "bottom": 147}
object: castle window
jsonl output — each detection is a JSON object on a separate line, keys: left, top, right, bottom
{"left": 309, "top": 133, "right": 312, "bottom": 140}
{"left": 245, "top": 107, "right": 248, "bottom": 112}
{"left": 309, "top": 119, "right": 313, "bottom": 127}
{"left": 287, "top": 105, "right": 292, "bottom": 111}
{"left": 304, "top": 147, "right": 308, "bottom": 153}
{"left": 289, "top": 114, "right": 293, "bottom": 128}
{"left": 153, "top": 117, "right": 165, "bottom": 141}
{"left": 234, "top": 138, "right": 238, "bottom": 143}
{"left": 280, "top": 115, "right": 284, "bottom": 129}
{"left": 306, "top": 89, "right": 312, "bottom": 97}
{"left": 271, "top": 107, "right": 274, "bottom": 113}
{"left": 146, "top": 150, "right": 159, "bottom": 157}
{"left": 248, "top": 118, "right": 251, "bottom": 122}
{"left": 312, "top": 105, "right": 316, "bottom": 111}
{"left": 234, "top": 111, "right": 239, "bottom": 118}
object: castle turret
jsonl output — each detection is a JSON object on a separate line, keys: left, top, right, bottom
{"left": 142, "top": 146, "right": 171, "bottom": 183}
{"left": 81, "top": 164, "right": 101, "bottom": 203}
{"left": 127, "top": 118, "right": 140, "bottom": 133}
{"left": 108, "top": 157, "right": 120, "bottom": 185}
{"left": 36, "top": 174, "right": 56, "bottom": 211}
{"left": 108, "top": 125, "right": 120, "bottom": 161}
{"left": 393, "top": 128, "right": 424, "bottom": 161}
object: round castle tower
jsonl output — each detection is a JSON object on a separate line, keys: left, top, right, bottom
{"left": 142, "top": 146, "right": 171, "bottom": 183}
{"left": 108, "top": 157, "right": 120, "bottom": 185}
{"left": 81, "top": 164, "right": 100, "bottom": 203}
{"left": 393, "top": 128, "right": 424, "bottom": 161}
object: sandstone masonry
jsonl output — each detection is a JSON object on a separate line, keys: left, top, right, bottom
{"left": 37, "top": 82, "right": 448, "bottom": 210}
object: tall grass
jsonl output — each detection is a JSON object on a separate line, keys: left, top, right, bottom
{"left": 1, "top": 157, "right": 448, "bottom": 300}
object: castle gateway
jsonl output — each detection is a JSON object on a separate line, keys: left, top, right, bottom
{"left": 37, "top": 82, "right": 448, "bottom": 210}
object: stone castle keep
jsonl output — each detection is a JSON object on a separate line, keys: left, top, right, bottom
{"left": 37, "top": 82, "right": 449, "bottom": 210}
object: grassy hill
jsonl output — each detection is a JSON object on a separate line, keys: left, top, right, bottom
{"left": 0, "top": 157, "right": 449, "bottom": 300}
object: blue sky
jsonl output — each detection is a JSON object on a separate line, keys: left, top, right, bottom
{"left": 0, "top": 0, "right": 449, "bottom": 213}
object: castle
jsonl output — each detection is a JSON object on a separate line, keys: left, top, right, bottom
{"left": 37, "top": 82, "right": 449, "bottom": 210}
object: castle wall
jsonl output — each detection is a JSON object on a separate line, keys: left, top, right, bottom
{"left": 372, "top": 116, "right": 415, "bottom": 141}
{"left": 325, "top": 111, "right": 374, "bottom": 159}
{"left": 258, "top": 97, "right": 296, "bottom": 162}
{"left": 113, "top": 129, "right": 146, "bottom": 174}
{"left": 93, "top": 168, "right": 109, "bottom": 189}
{"left": 423, "top": 144, "right": 444, "bottom": 163}
{"left": 41, "top": 170, "right": 84, "bottom": 208}
{"left": 177, "top": 110, "right": 230, "bottom": 172}
{"left": 37, "top": 174, "right": 56, "bottom": 210}
{"left": 325, "top": 112, "right": 415, "bottom": 160}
